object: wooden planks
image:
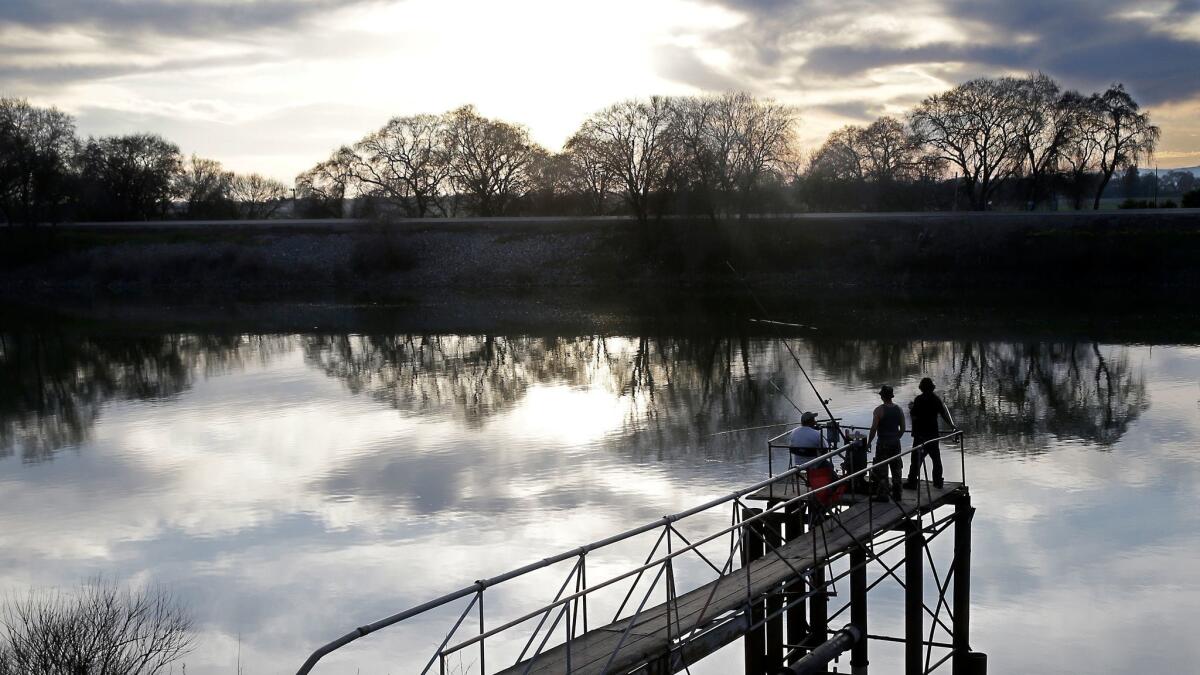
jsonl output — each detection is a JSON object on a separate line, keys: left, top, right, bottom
{"left": 496, "top": 482, "right": 965, "bottom": 675}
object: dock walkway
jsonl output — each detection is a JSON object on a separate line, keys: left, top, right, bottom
{"left": 498, "top": 482, "right": 966, "bottom": 675}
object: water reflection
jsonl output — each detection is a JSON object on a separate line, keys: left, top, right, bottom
{"left": 807, "top": 339, "right": 1148, "bottom": 451}
{"left": 1, "top": 331, "right": 1150, "bottom": 460}
{"left": 0, "top": 333, "right": 293, "bottom": 461}
{"left": 0, "top": 321, "right": 1185, "bottom": 673}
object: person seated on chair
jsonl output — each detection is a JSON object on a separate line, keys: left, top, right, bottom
{"left": 788, "top": 411, "right": 827, "bottom": 468}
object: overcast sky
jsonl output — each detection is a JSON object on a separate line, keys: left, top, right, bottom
{"left": 3, "top": 0, "right": 1198, "bottom": 180}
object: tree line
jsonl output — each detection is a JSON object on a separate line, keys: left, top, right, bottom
{"left": 0, "top": 97, "right": 289, "bottom": 225}
{"left": 295, "top": 93, "right": 797, "bottom": 222}
{"left": 1, "top": 74, "right": 1169, "bottom": 224}
{"left": 807, "top": 75, "right": 1161, "bottom": 211}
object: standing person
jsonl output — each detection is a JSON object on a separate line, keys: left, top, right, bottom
{"left": 904, "top": 377, "right": 956, "bottom": 489}
{"left": 867, "top": 385, "right": 906, "bottom": 502}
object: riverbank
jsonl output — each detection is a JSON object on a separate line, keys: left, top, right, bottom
{"left": 4, "top": 210, "right": 1200, "bottom": 301}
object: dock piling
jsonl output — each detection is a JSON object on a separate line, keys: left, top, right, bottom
{"left": 953, "top": 495, "right": 975, "bottom": 675}
{"left": 850, "top": 545, "right": 868, "bottom": 675}
{"left": 905, "top": 519, "right": 924, "bottom": 675}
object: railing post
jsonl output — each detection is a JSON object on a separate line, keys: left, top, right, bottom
{"left": 784, "top": 500, "right": 806, "bottom": 662}
{"left": 905, "top": 520, "right": 923, "bottom": 675}
{"left": 953, "top": 493, "right": 975, "bottom": 675}
{"left": 765, "top": 501, "right": 785, "bottom": 672}
{"left": 742, "top": 507, "right": 766, "bottom": 675}
{"left": 807, "top": 563, "right": 827, "bottom": 655}
{"left": 850, "top": 545, "right": 868, "bottom": 675}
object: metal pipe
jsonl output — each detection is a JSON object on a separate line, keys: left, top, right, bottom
{"left": 778, "top": 624, "right": 862, "bottom": 675}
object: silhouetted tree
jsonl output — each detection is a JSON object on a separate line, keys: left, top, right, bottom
{"left": 175, "top": 154, "right": 234, "bottom": 219}
{"left": 562, "top": 131, "right": 616, "bottom": 215}
{"left": 578, "top": 97, "right": 677, "bottom": 225}
{"left": 0, "top": 98, "right": 77, "bottom": 226}
{"left": 230, "top": 173, "right": 288, "bottom": 218}
{"left": 352, "top": 114, "right": 451, "bottom": 217}
{"left": 75, "top": 134, "right": 182, "bottom": 221}
{"left": 910, "top": 77, "right": 1025, "bottom": 210}
{"left": 1012, "top": 74, "right": 1079, "bottom": 209}
{"left": 1089, "top": 84, "right": 1159, "bottom": 209}
{"left": 443, "top": 106, "right": 544, "bottom": 217}
{"left": 295, "top": 145, "right": 357, "bottom": 217}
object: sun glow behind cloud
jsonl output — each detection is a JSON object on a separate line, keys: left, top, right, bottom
{"left": 2, "top": 0, "right": 1199, "bottom": 178}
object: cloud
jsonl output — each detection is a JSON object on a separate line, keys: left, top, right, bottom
{"left": 0, "top": 0, "right": 382, "bottom": 38}
{"left": 700, "top": 0, "right": 1200, "bottom": 105}
{"left": 652, "top": 44, "right": 743, "bottom": 92}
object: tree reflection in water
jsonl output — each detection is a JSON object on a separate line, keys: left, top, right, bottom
{"left": 808, "top": 339, "right": 1148, "bottom": 452}
{"left": 0, "top": 333, "right": 293, "bottom": 461}
{"left": 0, "top": 329, "right": 1149, "bottom": 461}
{"left": 303, "top": 334, "right": 1149, "bottom": 457}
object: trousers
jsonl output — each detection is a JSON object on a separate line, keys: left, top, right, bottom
{"left": 907, "top": 435, "right": 943, "bottom": 483}
{"left": 872, "top": 440, "right": 903, "bottom": 490}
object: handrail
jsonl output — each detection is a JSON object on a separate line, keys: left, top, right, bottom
{"left": 297, "top": 464, "right": 809, "bottom": 673}
{"left": 297, "top": 430, "right": 964, "bottom": 674}
{"left": 440, "top": 429, "right": 963, "bottom": 657}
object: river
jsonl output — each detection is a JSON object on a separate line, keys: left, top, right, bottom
{"left": 2, "top": 299, "right": 1198, "bottom": 673}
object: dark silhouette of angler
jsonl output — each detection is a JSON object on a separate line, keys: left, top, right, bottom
{"left": 905, "top": 376, "right": 957, "bottom": 489}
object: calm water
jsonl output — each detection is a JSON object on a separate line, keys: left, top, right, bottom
{"left": 3, "top": 311, "right": 1200, "bottom": 673}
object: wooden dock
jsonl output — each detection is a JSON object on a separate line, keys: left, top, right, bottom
{"left": 498, "top": 482, "right": 967, "bottom": 675}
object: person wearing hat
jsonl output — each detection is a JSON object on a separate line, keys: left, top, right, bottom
{"left": 788, "top": 411, "right": 826, "bottom": 467}
{"left": 867, "top": 384, "right": 906, "bottom": 501}
{"left": 904, "top": 377, "right": 956, "bottom": 490}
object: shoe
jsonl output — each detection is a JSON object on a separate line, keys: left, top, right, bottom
{"left": 871, "top": 494, "right": 890, "bottom": 502}
{"left": 891, "top": 489, "right": 902, "bottom": 502}
{"left": 902, "top": 479, "right": 919, "bottom": 490}
{"left": 933, "top": 479, "right": 944, "bottom": 489}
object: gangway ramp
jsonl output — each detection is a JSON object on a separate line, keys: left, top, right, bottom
{"left": 496, "top": 483, "right": 965, "bottom": 675}
{"left": 296, "top": 430, "right": 977, "bottom": 675}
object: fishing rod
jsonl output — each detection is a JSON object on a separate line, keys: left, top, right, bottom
{"left": 725, "top": 260, "right": 841, "bottom": 431}
{"left": 750, "top": 318, "right": 818, "bottom": 330}
{"left": 708, "top": 417, "right": 844, "bottom": 437}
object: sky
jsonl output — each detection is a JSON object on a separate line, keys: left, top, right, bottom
{"left": 2, "top": 0, "right": 1199, "bottom": 182}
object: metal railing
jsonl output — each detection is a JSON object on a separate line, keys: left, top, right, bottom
{"left": 296, "top": 429, "right": 966, "bottom": 675}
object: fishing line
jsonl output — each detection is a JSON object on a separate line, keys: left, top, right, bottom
{"left": 725, "top": 260, "right": 840, "bottom": 428}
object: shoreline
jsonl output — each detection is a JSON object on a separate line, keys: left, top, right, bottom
{"left": 4, "top": 210, "right": 1200, "bottom": 302}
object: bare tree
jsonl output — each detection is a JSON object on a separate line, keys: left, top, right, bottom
{"left": 858, "top": 116, "right": 925, "bottom": 184}
{"left": 1010, "top": 74, "right": 1080, "bottom": 209}
{"left": 0, "top": 97, "right": 77, "bottom": 226}
{"left": 443, "top": 106, "right": 543, "bottom": 217}
{"left": 667, "top": 93, "right": 798, "bottom": 217}
{"left": 808, "top": 124, "right": 867, "bottom": 183}
{"left": 722, "top": 92, "right": 797, "bottom": 215}
{"left": 75, "top": 134, "right": 182, "bottom": 221}
{"left": 1089, "top": 84, "right": 1159, "bottom": 210}
{"left": 0, "top": 579, "right": 194, "bottom": 675}
{"left": 562, "top": 131, "right": 616, "bottom": 215}
{"left": 910, "top": 77, "right": 1026, "bottom": 210}
{"left": 295, "top": 146, "right": 358, "bottom": 217}
{"left": 175, "top": 155, "right": 233, "bottom": 219}
{"left": 578, "top": 97, "right": 676, "bottom": 224}
{"left": 352, "top": 114, "right": 450, "bottom": 217}
{"left": 230, "top": 173, "right": 288, "bottom": 219}
{"left": 668, "top": 95, "right": 721, "bottom": 216}
{"left": 1055, "top": 91, "right": 1102, "bottom": 209}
